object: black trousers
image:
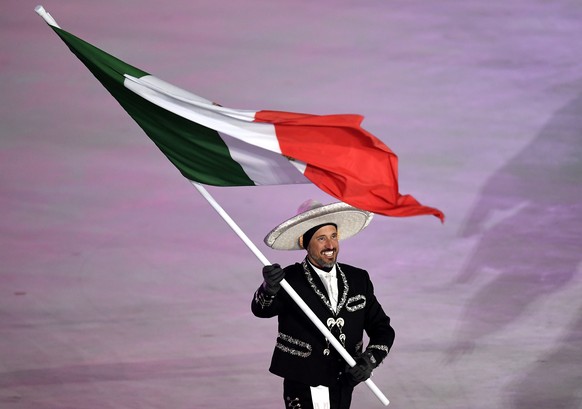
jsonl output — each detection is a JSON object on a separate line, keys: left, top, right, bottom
{"left": 283, "top": 378, "right": 354, "bottom": 409}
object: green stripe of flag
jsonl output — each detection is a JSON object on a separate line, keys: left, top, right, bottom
{"left": 52, "top": 26, "right": 255, "bottom": 186}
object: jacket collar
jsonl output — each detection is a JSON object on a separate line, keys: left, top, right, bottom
{"left": 302, "top": 258, "right": 349, "bottom": 314}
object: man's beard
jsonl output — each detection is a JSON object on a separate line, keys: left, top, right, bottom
{"left": 309, "top": 249, "right": 337, "bottom": 270}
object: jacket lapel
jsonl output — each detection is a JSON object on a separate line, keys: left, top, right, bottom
{"left": 302, "top": 259, "right": 335, "bottom": 313}
{"left": 336, "top": 264, "right": 349, "bottom": 313}
{"left": 301, "top": 259, "right": 349, "bottom": 315}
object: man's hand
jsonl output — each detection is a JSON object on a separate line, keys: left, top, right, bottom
{"left": 346, "top": 351, "right": 376, "bottom": 385}
{"left": 262, "top": 264, "right": 285, "bottom": 295}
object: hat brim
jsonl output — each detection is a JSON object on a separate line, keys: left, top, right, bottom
{"left": 264, "top": 202, "right": 373, "bottom": 250}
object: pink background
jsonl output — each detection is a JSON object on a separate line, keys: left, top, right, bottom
{"left": 2, "top": 1, "right": 581, "bottom": 408}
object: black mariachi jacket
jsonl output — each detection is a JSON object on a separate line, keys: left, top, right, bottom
{"left": 251, "top": 259, "right": 395, "bottom": 387}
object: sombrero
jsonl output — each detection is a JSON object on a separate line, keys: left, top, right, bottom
{"left": 264, "top": 199, "right": 374, "bottom": 250}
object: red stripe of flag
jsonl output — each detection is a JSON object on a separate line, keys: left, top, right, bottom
{"left": 255, "top": 110, "right": 444, "bottom": 221}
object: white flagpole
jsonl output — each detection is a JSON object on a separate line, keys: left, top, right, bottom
{"left": 191, "top": 182, "right": 389, "bottom": 406}
{"left": 35, "top": 5, "right": 61, "bottom": 28}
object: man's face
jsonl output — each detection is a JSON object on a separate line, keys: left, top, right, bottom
{"left": 306, "top": 224, "right": 340, "bottom": 269}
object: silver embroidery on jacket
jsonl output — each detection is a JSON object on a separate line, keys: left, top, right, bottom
{"left": 254, "top": 289, "right": 275, "bottom": 309}
{"left": 276, "top": 332, "right": 312, "bottom": 358}
{"left": 302, "top": 260, "right": 349, "bottom": 314}
{"left": 346, "top": 294, "right": 366, "bottom": 312}
{"left": 367, "top": 344, "right": 390, "bottom": 353}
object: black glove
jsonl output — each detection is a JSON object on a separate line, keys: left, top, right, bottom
{"left": 262, "top": 264, "right": 285, "bottom": 295}
{"left": 346, "top": 351, "right": 376, "bottom": 385}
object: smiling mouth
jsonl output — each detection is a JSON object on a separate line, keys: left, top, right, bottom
{"left": 322, "top": 250, "right": 335, "bottom": 258}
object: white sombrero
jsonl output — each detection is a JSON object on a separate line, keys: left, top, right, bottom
{"left": 264, "top": 199, "right": 374, "bottom": 250}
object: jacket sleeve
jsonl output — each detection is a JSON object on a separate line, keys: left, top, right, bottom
{"left": 363, "top": 273, "right": 395, "bottom": 366}
{"left": 251, "top": 282, "right": 284, "bottom": 318}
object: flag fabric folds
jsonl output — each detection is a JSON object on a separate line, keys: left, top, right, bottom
{"left": 44, "top": 22, "right": 444, "bottom": 221}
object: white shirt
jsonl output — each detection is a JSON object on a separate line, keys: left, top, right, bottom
{"left": 307, "top": 261, "right": 338, "bottom": 406}
{"left": 308, "top": 260, "right": 339, "bottom": 312}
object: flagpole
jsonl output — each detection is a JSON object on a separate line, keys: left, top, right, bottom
{"left": 35, "top": 5, "right": 60, "bottom": 28}
{"left": 190, "top": 181, "right": 389, "bottom": 406}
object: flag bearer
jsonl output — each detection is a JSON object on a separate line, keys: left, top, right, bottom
{"left": 252, "top": 200, "right": 395, "bottom": 409}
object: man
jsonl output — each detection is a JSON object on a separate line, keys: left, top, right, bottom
{"left": 252, "top": 200, "right": 395, "bottom": 409}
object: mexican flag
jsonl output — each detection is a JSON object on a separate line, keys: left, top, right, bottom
{"left": 37, "top": 7, "right": 444, "bottom": 221}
